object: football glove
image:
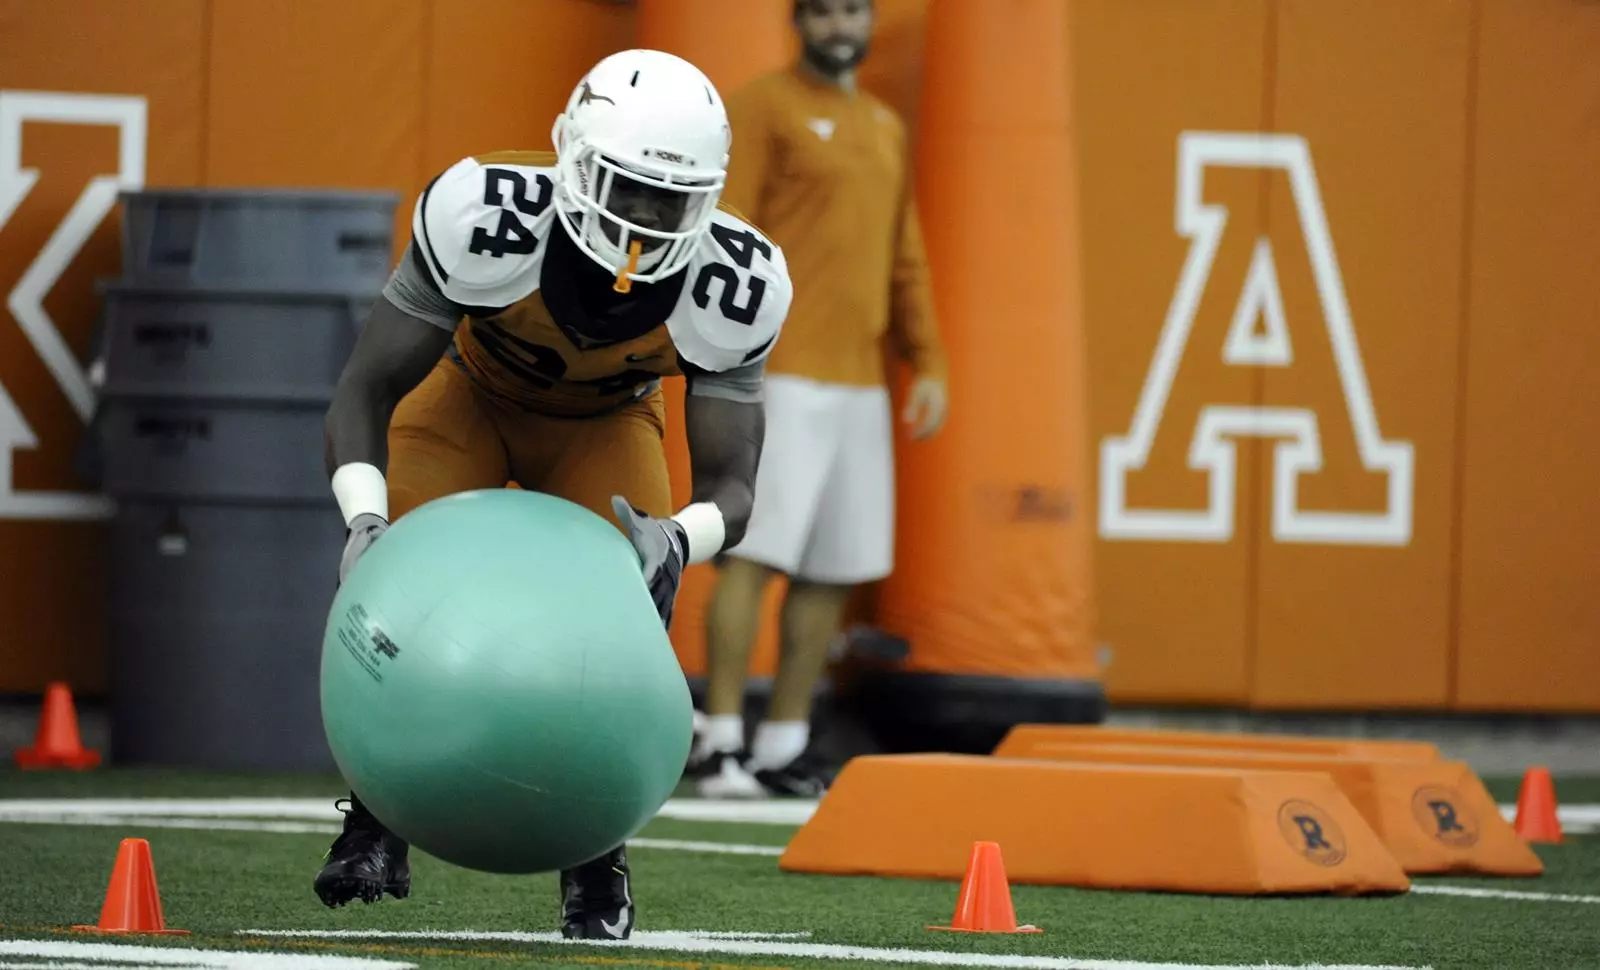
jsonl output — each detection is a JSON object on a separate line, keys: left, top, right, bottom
{"left": 611, "top": 495, "right": 688, "bottom": 629}
{"left": 338, "top": 512, "right": 388, "bottom": 587}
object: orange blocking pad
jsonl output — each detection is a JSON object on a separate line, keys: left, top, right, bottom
{"left": 779, "top": 755, "right": 1411, "bottom": 896}
{"left": 995, "top": 724, "right": 1441, "bottom": 762}
{"left": 994, "top": 742, "right": 1541, "bottom": 877}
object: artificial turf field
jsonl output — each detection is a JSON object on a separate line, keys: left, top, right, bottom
{"left": 1, "top": 769, "right": 1596, "bottom": 970}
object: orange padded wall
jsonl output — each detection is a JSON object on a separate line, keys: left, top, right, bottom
{"left": 0, "top": 0, "right": 209, "bottom": 693}
{"left": 1075, "top": 0, "right": 1271, "bottom": 703}
{"left": 3, "top": 0, "right": 1598, "bottom": 712}
{"left": 1249, "top": 0, "right": 1472, "bottom": 708}
{"left": 1454, "top": 0, "right": 1600, "bottom": 711}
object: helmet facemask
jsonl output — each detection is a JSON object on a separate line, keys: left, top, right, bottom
{"left": 552, "top": 121, "right": 724, "bottom": 289}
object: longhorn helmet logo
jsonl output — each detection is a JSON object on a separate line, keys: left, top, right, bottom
{"left": 577, "top": 81, "right": 615, "bottom": 108}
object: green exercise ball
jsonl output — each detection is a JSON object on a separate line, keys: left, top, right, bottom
{"left": 319, "top": 488, "right": 692, "bottom": 874}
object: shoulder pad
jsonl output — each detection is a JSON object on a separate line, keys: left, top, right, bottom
{"left": 412, "top": 155, "right": 557, "bottom": 307}
{"left": 666, "top": 208, "right": 791, "bottom": 372}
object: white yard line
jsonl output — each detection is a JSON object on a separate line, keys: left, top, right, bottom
{"left": 3, "top": 799, "right": 1594, "bottom": 901}
{"left": 1499, "top": 804, "right": 1600, "bottom": 833}
{"left": 654, "top": 799, "right": 817, "bottom": 825}
{"left": 0, "top": 813, "right": 340, "bottom": 835}
{"left": 238, "top": 929, "right": 1431, "bottom": 970}
{"left": 1, "top": 798, "right": 1594, "bottom": 831}
{"left": 244, "top": 930, "right": 811, "bottom": 942}
{"left": 1409, "top": 885, "right": 1600, "bottom": 905}
{"left": 0, "top": 797, "right": 818, "bottom": 826}
{"left": 13, "top": 814, "right": 1595, "bottom": 909}
{"left": 0, "top": 940, "right": 412, "bottom": 969}
{"left": 0, "top": 812, "right": 786, "bottom": 856}
{"left": 0, "top": 799, "right": 340, "bottom": 820}
{"left": 630, "top": 837, "right": 784, "bottom": 856}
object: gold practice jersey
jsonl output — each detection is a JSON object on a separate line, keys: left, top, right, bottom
{"left": 394, "top": 150, "right": 791, "bottom": 417}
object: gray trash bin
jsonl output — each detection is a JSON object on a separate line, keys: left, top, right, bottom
{"left": 118, "top": 187, "right": 398, "bottom": 291}
{"left": 95, "top": 183, "right": 391, "bottom": 770}
{"left": 96, "top": 382, "right": 347, "bottom": 771}
{"left": 108, "top": 500, "right": 343, "bottom": 771}
{"left": 95, "top": 379, "right": 348, "bottom": 771}
{"left": 96, "top": 281, "right": 374, "bottom": 403}
{"left": 96, "top": 398, "right": 332, "bottom": 506}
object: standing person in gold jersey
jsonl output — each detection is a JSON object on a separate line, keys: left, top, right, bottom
{"left": 687, "top": 0, "right": 948, "bottom": 798}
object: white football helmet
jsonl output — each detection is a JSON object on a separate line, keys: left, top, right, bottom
{"left": 550, "top": 49, "right": 730, "bottom": 285}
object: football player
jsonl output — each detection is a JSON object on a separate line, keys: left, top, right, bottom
{"left": 311, "top": 49, "right": 790, "bottom": 940}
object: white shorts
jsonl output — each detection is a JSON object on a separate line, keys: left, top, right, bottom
{"left": 726, "top": 374, "right": 895, "bottom": 584}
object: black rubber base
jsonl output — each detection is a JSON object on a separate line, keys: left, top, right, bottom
{"left": 837, "top": 669, "right": 1108, "bottom": 755}
{"left": 683, "top": 626, "right": 1107, "bottom": 762}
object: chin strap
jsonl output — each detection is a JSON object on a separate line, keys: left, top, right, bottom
{"left": 613, "top": 240, "right": 644, "bottom": 293}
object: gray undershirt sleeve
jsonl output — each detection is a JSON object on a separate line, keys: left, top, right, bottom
{"left": 381, "top": 245, "right": 467, "bottom": 331}
{"left": 687, "top": 355, "right": 766, "bottom": 404}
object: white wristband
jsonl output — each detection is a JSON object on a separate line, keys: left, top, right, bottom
{"left": 331, "top": 462, "right": 389, "bottom": 526}
{"left": 671, "top": 502, "right": 726, "bottom": 565}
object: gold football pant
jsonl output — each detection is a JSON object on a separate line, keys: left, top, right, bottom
{"left": 385, "top": 359, "right": 674, "bottom": 528}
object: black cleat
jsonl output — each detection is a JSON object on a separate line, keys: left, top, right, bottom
{"left": 560, "top": 844, "right": 635, "bottom": 940}
{"left": 314, "top": 795, "right": 411, "bottom": 908}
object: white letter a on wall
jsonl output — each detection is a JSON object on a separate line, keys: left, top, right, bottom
{"left": 1098, "top": 131, "right": 1414, "bottom": 547}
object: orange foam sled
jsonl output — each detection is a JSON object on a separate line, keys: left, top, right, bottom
{"left": 995, "top": 724, "right": 1441, "bottom": 762}
{"left": 779, "top": 754, "right": 1411, "bottom": 896}
{"left": 995, "top": 742, "right": 1541, "bottom": 877}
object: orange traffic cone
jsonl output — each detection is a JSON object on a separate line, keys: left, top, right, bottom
{"left": 14, "top": 681, "right": 100, "bottom": 770}
{"left": 927, "top": 841, "right": 1041, "bottom": 934}
{"left": 1514, "top": 766, "right": 1563, "bottom": 844}
{"left": 71, "top": 838, "right": 189, "bottom": 935}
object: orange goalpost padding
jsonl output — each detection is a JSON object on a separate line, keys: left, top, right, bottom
{"left": 847, "top": 0, "right": 1103, "bottom": 754}
{"left": 877, "top": 0, "right": 1096, "bottom": 683}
